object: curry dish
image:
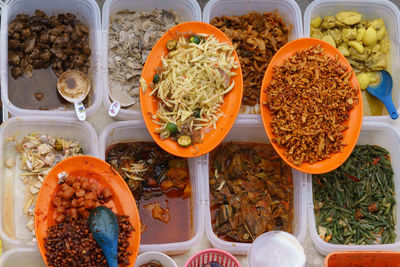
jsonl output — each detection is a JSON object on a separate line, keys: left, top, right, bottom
{"left": 209, "top": 143, "right": 294, "bottom": 243}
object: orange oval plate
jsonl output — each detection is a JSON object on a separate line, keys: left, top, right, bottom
{"left": 260, "top": 38, "right": 363, "bottom": 174}
{"left": 140, "top": 22, "right": 243, "bottom": 158}
{"left": 35, "top": 156, "right": 140, "bottom": 266}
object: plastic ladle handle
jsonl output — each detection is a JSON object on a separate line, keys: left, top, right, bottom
{"left": 382, "top": 95, "right": 399, "bottom": 120}
{"left": 74, "top": 102, "right": 86, "bottom": 121}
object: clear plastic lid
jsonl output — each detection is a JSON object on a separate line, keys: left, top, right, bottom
{"left": 247, "top": 231, "right": 306, "bottom": 267}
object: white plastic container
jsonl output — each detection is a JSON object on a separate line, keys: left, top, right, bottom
{"left": 307, "top": 121, "right": 400, "bottom": 255}
{"left": 0, "top": 248, "right": 45, "bottom": 267}
{"left": 99, "top": 120, "right": 204, "bottom": 255}
{"left": 203, "top": 0, "right": 303, "bottom": 120}
{"left": 134, "top": 251, "right": 177, "bottom": 267}
{"left": 101, "top": 0, "right": 202, "bottom": 120}
{"left": 202, "top": 119, "right": 307, "bottom": 255}
{"left": 0, "top": 116, "right": 99, "bottom": 250}
{"left": 0, "top": 0, "right": 102, "bottom": 118}
{"left": 304, "top": 0, "right": 400, "bottom": 121}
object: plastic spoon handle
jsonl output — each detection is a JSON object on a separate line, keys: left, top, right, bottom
{"left": 108, "top": 101, "right": 121, "bottom": 117}
{"left": 382, "top": 95, "right": 399, "bottom": 120}
{"left": 74, "top": 102, "right": 86, "bottom": 121}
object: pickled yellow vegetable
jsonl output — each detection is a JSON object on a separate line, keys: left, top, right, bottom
{"left": 311, "top": 16, "right": 322, "bottom": 28}
{"left": 338, "top": 44, "right": 350, "bottom": 56}
{"left": 348, "top": 41, "right": 364, "bottom": 53}
{"left": 310, "top": 12, "right": 390, "bottom": 116}
{"left": 342, "top": 28, "right": 357, "bottom": 42}
{"left": 356, "top": 73, "right": 370, "bottom": 90}
{"left": 356, "top": 28, "right": 366, "bottom": 42}
{"left": 363, "top": 27, "right": 377, "bottom": 46}
{"left": 322, "top": 35, "right": 336, "bottom": 47}
{"left": 336, "top": 11, "right": 362, "bottom": 25}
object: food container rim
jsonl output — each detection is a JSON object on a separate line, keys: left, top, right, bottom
{"left": 0, "top": 247, "right": 43, "bottom": 267}
{"left": 101, "top": 0, "right": 202, "bottom": 120}
{"left": 0, "top": 0, "right": 103, "bottom": 117}
{"left": 307, "top": 120, "right": 400, "bottom": 255}
{"left": 98, "top": 120, "right": 205, "bottom": 255}
{"left": 303, "top": 0, "right": 400, "bottom": 121}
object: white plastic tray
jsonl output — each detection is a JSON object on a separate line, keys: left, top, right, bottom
{"left": 101, "top": 0, "right": 202, "bottom": 120}
{"left": 0, "top": 0, "right": 102, "bottom": 117}
{"left": 99, "top": 120, "right": 204, "bottom": 255}
{"left": 307, "top": 121, "right": 400, "bottom": 255}
{"left": 0, "top": 248, "right": 45, "bottom": 267}
{"left": 304, "top": 0, "right": 400, "bottom": 121}
{"left": 203, "top": 0, "right": 303, "bottom": 120}
{"left": 0, "top": 116, "right": 99, "bottom": 250}
{"left": 201, "top": 119, "right": 308, "bottom": 255}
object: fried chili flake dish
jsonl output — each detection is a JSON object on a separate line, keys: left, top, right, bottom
{"left": 264, "top": 45, "right": 359, "bottom": 166}
{"left": 149, "top": 34, "right": 239, "bottom": 148}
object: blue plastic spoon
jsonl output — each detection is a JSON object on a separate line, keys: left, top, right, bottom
{"left": 89, "top": 206, "right": 119, "bottom": 267}
{"left": 366, "top": 70, "right": 399, "bottom": 119}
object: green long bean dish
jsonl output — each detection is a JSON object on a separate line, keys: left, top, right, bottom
{"left": 313, "top": 145, "right": 396, "bottom": 245}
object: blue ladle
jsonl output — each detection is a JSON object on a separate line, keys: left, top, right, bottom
{"left": 89, "top": 206, "right": 119, "bottom": 267}
{"left": 366, "top": 70, "right": 399, "bottom": 119}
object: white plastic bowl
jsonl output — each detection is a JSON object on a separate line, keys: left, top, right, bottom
{"left": 247, "top": 231, "right": 306, "bottom": 267}
{"left": 0, "top": 0, "right": 102, "bottom": 118}
{"left": 307, "top": 121, "right": 400, "bottom": 255}
{"left": 101, "top": 0, "right": 202, "bottom": 120}
{"left": 134, "top": 251, "right": 177, "bottom": 267}
{"left": 0, "top": 116, "right": 99, "bottom": 250}
{"left": 202, "top": 119, "right": 308, "bottom": 255}
{"left": 99, "top": 120, "right": 204, "bottom": 255}
{"left": 304, "top": 0, "right": 400, "bottom": 120}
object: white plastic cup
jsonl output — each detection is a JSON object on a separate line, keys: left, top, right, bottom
{"left": 247, "top": 231, "right": 306, "bottom": 267}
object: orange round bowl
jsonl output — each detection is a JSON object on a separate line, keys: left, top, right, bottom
{"left": 140, "top": 22, "right": 243, "bottom": 158}
{"left": 260, "top": 38, "right": 363, "bottom": 174}
{"left": 34, "top": 156, "right": 140, "bottom": 266}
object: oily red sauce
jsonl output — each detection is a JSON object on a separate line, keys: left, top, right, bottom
{"left": 106, "top": 142, "right": 192, "bottom": 244}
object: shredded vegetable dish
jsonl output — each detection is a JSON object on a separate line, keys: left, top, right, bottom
{"left": 149, "top": 34, "right": 239, "bottom": 147}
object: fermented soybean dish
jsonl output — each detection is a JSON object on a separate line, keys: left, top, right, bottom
{"left": 313, "top": 145, "right": 396, "bottom": 245}
{"left": 310, "top": 12, "right": 389, "bottom": 116}
{"left": 209, "top": 143, "right": 293, "bottom": 243}
{"left": 149, "top": 34, "right": 239, "bottom": 148}
{"left": 106, "top": 142, "right": 192, "bottom": 244}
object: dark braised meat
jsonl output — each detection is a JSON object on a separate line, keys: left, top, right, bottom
{"left": 8, "top": 9, "right": 91, "bottom": 79}
{"left": 211, "top": 12, "right": 289, "bottom": 107}
{"left": 209, "top": 143, "right": 293, "bottom": 242}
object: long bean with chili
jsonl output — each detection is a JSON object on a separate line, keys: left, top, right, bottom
{"left": 313, "top": 145, "right": 396, "bottom": 245}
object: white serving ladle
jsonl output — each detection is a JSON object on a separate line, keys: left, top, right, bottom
{"left": 108, "top": 85, "right": 136, "bottom": 117}
{"left": 57, "top": 70, "right": 90, "bottom": 121}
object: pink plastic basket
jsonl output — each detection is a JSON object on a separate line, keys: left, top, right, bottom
{"left": 184, "top": 249, "right": 242, "bottom": 267}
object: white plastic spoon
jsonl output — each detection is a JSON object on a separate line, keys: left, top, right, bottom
{"left": 57, "top": 70, "right": 90, "bottom": 121}
{"left": 108, "top": 85, "right": 136, "bottom": 117}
